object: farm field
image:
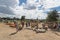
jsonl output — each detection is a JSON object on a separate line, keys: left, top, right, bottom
{"left": 0, "top": 23, "right": 60, "bottom": 40}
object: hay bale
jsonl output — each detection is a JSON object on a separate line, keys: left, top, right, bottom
{"left": 25, "top": 27, "right": 33, "bottom": 30}
{"left": 18, "top": 26, "right": 23, "bottom": 30}
{"left": 35, "top": 29, "right": 46, "bottom": 33}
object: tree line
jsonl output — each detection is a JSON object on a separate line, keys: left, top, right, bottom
{"left": 46, "top": 10, "right": 59, "bottom": 22}
{"left": 0, "top": 10, "right": 59, "bottom": 22}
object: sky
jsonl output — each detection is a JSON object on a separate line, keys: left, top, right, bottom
{"left": 0, "top": 0, "right": 60, "bottom": 19}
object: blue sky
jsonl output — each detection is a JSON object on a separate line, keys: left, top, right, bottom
{"left": 18, "top": 0, "right": 60, "bottom": 19}
{"left": 0, "top": 0, "right": 60, "bottom": 19}
{"left": 19, "top": 0, "right": 27, "bottom": 5}
{"left": 18, "top": 0, "right": 60, "bottom": 11}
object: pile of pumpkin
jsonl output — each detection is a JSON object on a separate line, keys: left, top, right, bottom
{"left": 6, "top": 21, "right": 16, "bottom": 28}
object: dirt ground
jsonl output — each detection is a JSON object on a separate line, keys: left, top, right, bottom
{"left": 0, "top": 23, "right": 60, "bottom": 40}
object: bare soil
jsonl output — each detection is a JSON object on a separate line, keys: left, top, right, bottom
{"left": 0, "top": 23, "right": 60, "bottom": 40}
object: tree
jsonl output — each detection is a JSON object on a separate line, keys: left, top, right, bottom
{"left": 21, "top": 16, "right": 25, "bottom": 21}
{"left": 46, "top": 10, "right": 59, "bottom": 22}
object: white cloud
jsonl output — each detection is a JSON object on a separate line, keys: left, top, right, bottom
{"left": 27, "top": 0, "right": 60, "bottom": 9}
{"left": 43, "top": 0, "right": 60, "bottom": 9}
{"left": 0, "top": 5, "right": 15, "bottom": 14}
{"left": 13, "top": 0, "right": 60, "bottom": 19}
{"left": 0, "top": 0, "right": 60, "bottom": 19}
{"left": 0, "top": 0, "right": 18, "bottom": 17}
{"left": 0, "top": 0, "right": 18, "bottom": 7}
{"left": 14, "top": 3, "right": 47, "bottom": 19}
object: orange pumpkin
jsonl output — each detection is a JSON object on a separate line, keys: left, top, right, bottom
{"left": 9, "top": 23, "right": 16, "bottom": 28}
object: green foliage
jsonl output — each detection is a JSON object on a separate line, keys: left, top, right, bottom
{"left": 21, "top": 16, "right": 25, "bottom": 21}
{"left": 46, "top": 10, "right": 59, "bottom": 22}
